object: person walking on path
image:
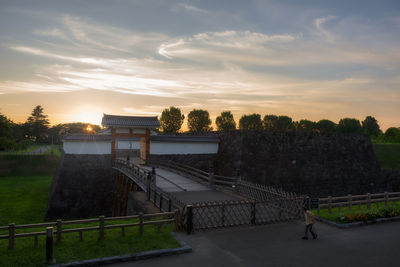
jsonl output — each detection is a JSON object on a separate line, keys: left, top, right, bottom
{"left": 302, "top": 207, "right": 318, "bottom": 240}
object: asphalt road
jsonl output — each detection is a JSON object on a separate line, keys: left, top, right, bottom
{"left": 107, "top": 220, "right": 400, "bottom": 267}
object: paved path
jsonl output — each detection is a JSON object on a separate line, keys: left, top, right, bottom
{"left": 25, "top": 145, "right": 50, "bottom": 155}
{"left": 139, "top": 165, "right": 241, "bottom": 204}
{"left": 107, "top": 220, "right": 399, "bottom": 267}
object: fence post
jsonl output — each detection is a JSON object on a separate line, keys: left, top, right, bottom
{"left": 251, "top": 202, "right": 256, "bottom": 224}
{"left": 348, "top": 194, "right": 352, "bottom": 211}
{"left": 328, "top": 196, "right": 332, "bottom": 214}
{"left": 186, "top": 205, "right": 193, "bottom": 235}
{"left": 367, "top": 193, "right": 371, "bottom": 209}
{"left": 152, "top": 167, "right": 156, "bottom": 186}
{"left": 174, "top": 209, "right": 180, "bottom": 231}
{"left": 99, "top": 216, "right": 105, "bottom": 240}
{"left": 159, "top": 194, "right": 163, "bottom": 212}
{"left": 46, "top": 227, "right": 53, "bottom": 263}
{"left": 154, "top": 190, "right": 157, "bottom": 206}
{"left": 8, "top": 223, "right": 15, "bottom": 249}
{"left": 385, "top": 192, "right": 388, "bottom": 208}
{"left": 139, "top": 212, "right": 143, "bottom": 236}
{"left": 56, "top": 219, "right": 62, "bottom": 244}
{"left": 209, "top": 167, "right": 215, "bottom": 189}
{"left": 235, "top": 168, "right": 241, "bottom": 192}
{"left": 168, "top": 199, "right": 172, "bottom": 212}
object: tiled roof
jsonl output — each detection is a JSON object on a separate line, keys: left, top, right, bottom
{"left": 63, "top": 134, "right": 111, "bottom": 141}
{"left": 150, "top": 135, "right": 219, "bottom": 143}
{"left": 101, "top": 114, "right": 160, "bottom": 128}
{"left": 115, "top": 135, "right": 219, "bottom": 143}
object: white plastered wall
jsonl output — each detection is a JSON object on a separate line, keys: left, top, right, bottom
{"left": 63, "top": 141, "right": 111, "bottom": 154}
{"left": 150, "top": 141, "right": 218, "bottom": 155}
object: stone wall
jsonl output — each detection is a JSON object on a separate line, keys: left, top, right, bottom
{"left": 216, "top": 131, "right": 389, "bottom": 197}
{"left": 46, "top": 154, "right": 114, "bottom": 219}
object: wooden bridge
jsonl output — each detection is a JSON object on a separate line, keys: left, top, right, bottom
{"left": 112, "top": 158, "right": 307, "bottom": 233}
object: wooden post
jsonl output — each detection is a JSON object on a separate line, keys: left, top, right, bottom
{"left": 46, "top": 227, "right": 53, "bottom": 262}
{"left": 384, "top": 192, "right": 388, "bottom": 208}
{"left": 159, "top": 194, "right": 163, "bottom": 212}
{"left": 154, "top": 190, "right": 157, "bottom": 206}
{"left": 146, "top": 173, "right": 151, "bottom": 201}
{"left": 8, "top": 223, "right": 15, "bottom": 249}
{"left": 56, "top": 219, "right": 62, "bottom": 244}
{"left": 139, "top": 212, "right": 143, "bottom": 236}
{"left": 168, "top": 199, "right": 172, "bottom": 212}
{"left": 348, "top": 194, "right": 352, "bottom": 211}
{"left": 328, "top": 196, "right": 332, "bottom": 214}
{"left": 174, "top": 210, "right": 179, "bottom": 231}
{"left": 186, "top": 205, "right": 193, "bottom": 235}
{"left": 99, "top": 216, "right": 105, "bottom": 240}
{"left": 367, "top": 193, "right": 371, "bottom": 209}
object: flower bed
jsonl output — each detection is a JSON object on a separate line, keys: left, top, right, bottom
{"left": 339, "top": 207, "right": 400, "bottom": 223}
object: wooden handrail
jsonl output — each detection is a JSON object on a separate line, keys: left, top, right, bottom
{"left": 1, "top": 211, "right": 178, "bottom": 249}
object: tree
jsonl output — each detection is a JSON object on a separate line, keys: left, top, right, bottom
{"left": 276, "top": 115, "right": 294, "bottom": 131}
{"left": 239, "top": 114, "right": 262, "bottom": 130}
{"left": 362, "top": 116, "right": 381, "bottom": 138}
{"left": 26, "top": 105, "right": 50, "bottom": 143}
{"left": 316, "top": 119, "right": 336, "bottom": 133}
{"left": 216, "top": 111, "right": 236, "bottom": 131}
{"left": 337, "top": 118, "right": 362, "bottom": 134}
{"left": 295, "top": 119, "right": 316, "bottom": 132}
{"left": 160, "top": 106, "right": 185, "bottom": 133}
{"left": 187, "top": 109, "right": 212, "bottom": 132}
{"left": 0, "top": 113, "right": 14, "bottom": 150}
{"left": 262, "top": 115, "right": 278, "bottom": 130}
{"left": 384, "top": 127, "right": 400, "bottom": 143}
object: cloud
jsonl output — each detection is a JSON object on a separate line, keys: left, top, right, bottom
{"left": 172, "top": 3, "right": 208, "bottom": 14}
{"left": 314, "top": 15, "right": 337, "bottom": 42}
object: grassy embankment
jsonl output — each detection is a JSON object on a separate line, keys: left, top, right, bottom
{"left": 372, "top": 142, "right": 400, "bottom": 169}
{"left": 0, "top": 151, "right": 180, "bottom": 266}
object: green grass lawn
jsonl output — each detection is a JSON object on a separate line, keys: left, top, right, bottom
{"left": 372, "top": 143, "right": 400, "bottom": 169}
{"left": 0, "top": 224, "right": 180, "bottom": 266}
{"left": 314, "top": 200, "right": 400, "bottom": 223}
{"left": 0, "top": 176, "right": 53, "bottom": 225}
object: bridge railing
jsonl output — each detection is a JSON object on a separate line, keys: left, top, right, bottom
{"left": 148, "top": 160, "right": 238, "bottom": 189}
{"left": 112, "top": 159, "right": 186, "bottom": 218}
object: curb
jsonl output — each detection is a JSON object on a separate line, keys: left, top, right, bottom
{"left": 316, "top": 215, "right": 400, "bottom": 229}
{"left": 49, "top": 232, "right": 192, "bottom": 266}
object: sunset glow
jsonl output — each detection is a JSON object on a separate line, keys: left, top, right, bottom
{"left": 0, "top": 1, "right": 399, "bottom": 130}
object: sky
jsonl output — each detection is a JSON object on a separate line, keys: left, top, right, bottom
{"left": 0, "top": 0, "right": 399, "bottom": 130}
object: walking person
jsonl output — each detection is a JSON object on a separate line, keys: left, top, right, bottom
{"left": 302, "top": 206, "right": 318, "bottom": 240}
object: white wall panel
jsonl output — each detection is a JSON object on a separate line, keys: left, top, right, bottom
{"left": 150, "top": 141, "right": 218, "bottom": 155}
{"left": 63, "top": 141, "right": 111, "bottom": 154}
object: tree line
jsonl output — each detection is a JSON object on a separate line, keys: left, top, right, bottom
{"left": 160, "top": 106, "right": 400, "bottom": 142}
{"left": 1, "top": 105, "right": 399, "bottom": 151}
{"left": 0, "top": 105, "right": 100, "bottom": 150}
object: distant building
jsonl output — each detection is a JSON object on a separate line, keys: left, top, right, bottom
{"left": 63, "top": 114, "right": 219, "bottom": 163}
